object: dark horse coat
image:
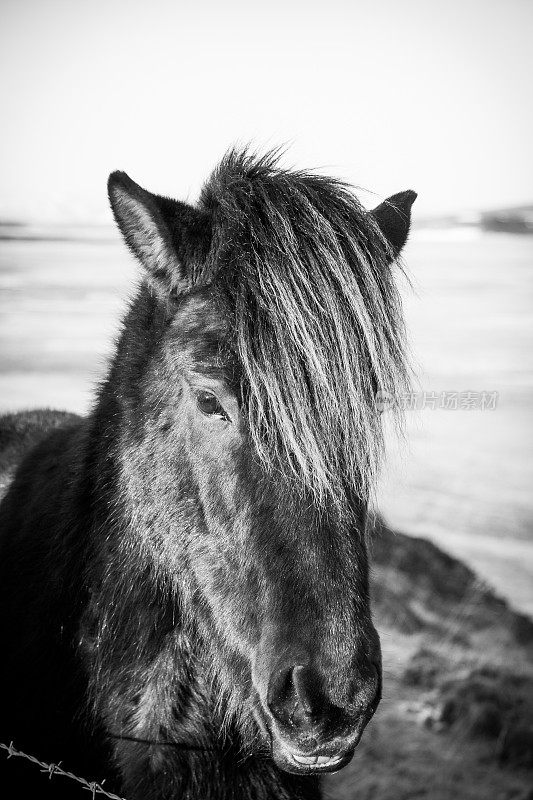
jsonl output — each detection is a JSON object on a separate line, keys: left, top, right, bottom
{"left": 0, "top": 150, "right": 415, "bottom": 799}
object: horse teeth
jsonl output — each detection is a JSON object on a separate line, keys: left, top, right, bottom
{"left": 316, "top": 755, "right": 341, "bottom": 764}
{"left": 292, "top": 754, "right": 319, "bottom": 764}
{"left": 291, "top": 753, "right": 343, "bottom": 766}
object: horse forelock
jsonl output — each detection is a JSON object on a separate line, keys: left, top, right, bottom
{"left": 196, "top": 149, "right": 409, "bottom": 507}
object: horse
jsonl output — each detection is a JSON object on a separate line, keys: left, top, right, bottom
{"left": 0, "top": 149, "right": 416, "bottom": 800}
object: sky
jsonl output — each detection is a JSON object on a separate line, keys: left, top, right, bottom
{"left": 1, "top": 0, "right": 532, "bottom": 222}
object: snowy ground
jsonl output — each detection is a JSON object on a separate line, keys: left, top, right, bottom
{"left": 1, "top": 226, "right": 532, "bottom": 614}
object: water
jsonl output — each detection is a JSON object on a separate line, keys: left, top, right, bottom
{"left": 379, "top": 230, "right": 533, "bottom": 614}
{"left": 1, "top": 227, "right": 532, "bottom": 613}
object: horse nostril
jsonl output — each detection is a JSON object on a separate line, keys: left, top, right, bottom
{"left": 267, "top": 664, "right": 324, "bottom": 729}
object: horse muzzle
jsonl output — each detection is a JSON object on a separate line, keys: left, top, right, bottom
{"left": 254, "top": 660, "right": 382, "bottom": 775}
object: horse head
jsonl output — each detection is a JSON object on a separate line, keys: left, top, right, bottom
{"left": 107, "top": 150, "right": 415, "bottom": 775}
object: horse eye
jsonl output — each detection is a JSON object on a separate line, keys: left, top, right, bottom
{"left": 196, "top": 391, "right": 228, "bottom": 421}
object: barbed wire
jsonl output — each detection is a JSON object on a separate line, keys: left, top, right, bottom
{"left": 0, "top": 741, "right": 127, "bottom": 800}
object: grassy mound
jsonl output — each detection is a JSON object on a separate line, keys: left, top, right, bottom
{"left": 325, "top": 518, "right": 533, "bottom": 800}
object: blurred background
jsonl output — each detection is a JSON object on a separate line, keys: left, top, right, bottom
{"left": 1, "top": 1, "right": 532, "bottom": 797}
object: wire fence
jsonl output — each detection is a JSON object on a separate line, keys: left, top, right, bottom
{"left": 0, "top": 742, "right": 127, "bottom": 800}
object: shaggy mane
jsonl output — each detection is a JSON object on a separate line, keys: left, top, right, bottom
{"left": 200, "top": 149, "right": 409, "bottom": 506}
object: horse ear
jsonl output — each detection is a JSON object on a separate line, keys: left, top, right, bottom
{"left": 108, "top": 171, "right": 209, "bottom": 296}
{"left": 370, "top": 190, "right": 417, "bottom": 261}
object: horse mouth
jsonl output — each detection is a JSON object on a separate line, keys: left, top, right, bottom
{"left": 271, "top": 742, "right": 355, "bottom": 775}
{"left": 252, "top": 696, "right": 362, "bottom": 775}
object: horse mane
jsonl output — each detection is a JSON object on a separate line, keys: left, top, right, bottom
{"left": 198, "top": 148, "right": 409, "bottom": 507}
